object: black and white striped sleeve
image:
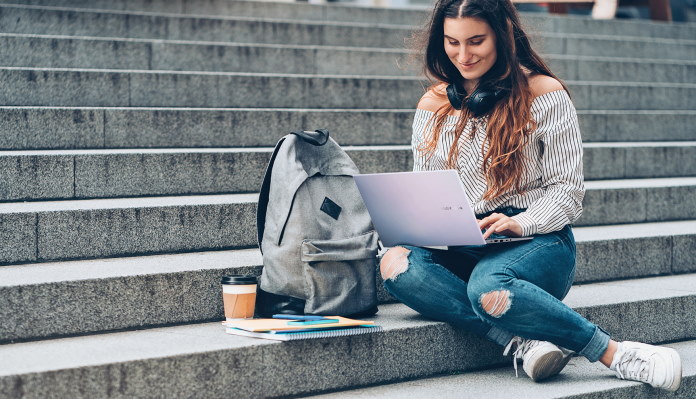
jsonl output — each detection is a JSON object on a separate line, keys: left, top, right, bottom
{"left": 411, "top": 109, "right": 431, "bottom": 172}
{"left": 511, "top": 90, "right": 585, "bottom": 236}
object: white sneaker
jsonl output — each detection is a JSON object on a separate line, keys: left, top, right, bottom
{"left": 611, "top": 341, "right": 682, "bottom": 392}
{"left": 504, "top": 337, "right": 572, "bottom": 381}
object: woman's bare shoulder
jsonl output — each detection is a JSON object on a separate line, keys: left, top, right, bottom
{"left": 417, "top": 83, "right": 449, "bottom": 112}
{"left": 528, "top": 74, "right": 564, "bottom": 98}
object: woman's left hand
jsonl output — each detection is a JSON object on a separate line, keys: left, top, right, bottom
{"left": 478, "top": 213, "right": 523, "bottom": 239}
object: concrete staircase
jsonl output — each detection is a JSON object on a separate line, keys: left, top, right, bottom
{"left": 1, "top": 1, "right": 695, "bottom": 397}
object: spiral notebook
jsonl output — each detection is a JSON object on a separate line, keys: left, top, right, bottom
{"left": 223, "top": 316, "right": 375, "bottom": 332}
{"left": 226, "top": 325, "right": 383, "bottom": 341}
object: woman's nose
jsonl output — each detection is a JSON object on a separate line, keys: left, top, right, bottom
{"left": 457, "top": 47, "right": 470, "bottom": 63}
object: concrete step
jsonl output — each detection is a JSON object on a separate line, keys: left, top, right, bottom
{"left": 0, "top": 34, "right": 418, "bottom": 77}
{"left": 2, "top": 5, "right": 696, "bottom": 60}
{"left": 3, "top": 67, "right": 696, "bottom": 110}
{"left": 0, "top": 194, "right": 258, "bottom": 265}
{"left": 0, "top": 147, "right": 410, "bottom": 201}
{"left": 2, "top": 273, "right": 696, "bottom": 397}
{"left": 0, "top": 0, "right": 431, "bottom": 26}
{"left": 2, "top": 219, "right": 695, "bottom": 342}
{"left": 2, "top": 142, "right": 696, "bottom": 201}
{"left": 3, "top": 34, "right": 696, "bottom": 83}
{"left": 1, "top": 0, "right": 695, "bottom": 40}
{"left": 2, "top": 107, "right": 695, "bottom": 150}
{"left": 580, "top": 177, "right": 696, "bottom": 226}
{"left": 1, "top": 178, "right": 696, "bottom": 264}
{"left": 302, "top": 339, "right": 696, "bottom": 399}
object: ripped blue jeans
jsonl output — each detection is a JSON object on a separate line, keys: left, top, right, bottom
{"left": 382, "top": 210, "right": 610, "bottom": 362}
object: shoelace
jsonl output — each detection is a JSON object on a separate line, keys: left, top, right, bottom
{"left": 614, "top": 348, "right": 656, "bottom": 384}
{"left": 503, "top": 337, "right": 539, "bottom": 377}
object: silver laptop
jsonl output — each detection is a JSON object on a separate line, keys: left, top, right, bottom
{"left": 353, "top": 170, "right": 533, "bottom": 247}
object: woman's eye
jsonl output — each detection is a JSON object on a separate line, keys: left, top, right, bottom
{"left": 448, "top": 41, "right": 458, "bottom": 46}
{"left": 470, "top": 41, "right": 483, "bottom": 45}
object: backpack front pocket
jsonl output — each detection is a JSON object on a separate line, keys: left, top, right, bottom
{"left": 300, "top": 231, "right": 378, "bottom": 315}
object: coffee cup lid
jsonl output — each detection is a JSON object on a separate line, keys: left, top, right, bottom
{"left": 221, "top": 275, "right": 257, "bottom": 285}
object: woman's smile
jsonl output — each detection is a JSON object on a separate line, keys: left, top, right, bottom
{"left": 460, "top": 60, "right": 480, "bottom": 68}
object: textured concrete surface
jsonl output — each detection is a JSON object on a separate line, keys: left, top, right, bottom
{"left": 1, "top": 280, "right": 695, "bottom": 398}
{"left": 0, "top": 107, "right": 103, "bottom": 150}
{"left": 0, "top": 147, "right": 409, "bottom": 200}
{"left": 535, "top": 14, "right": 696, "bottom": 40}
{"left": 673, "top": 234, "right": 696, "bottom": 274}
{"left": 0, "top": 213, "right": 36, "bottom": 265}
{"left": 1, "top": 144, "right": 694, "bottom": 200}
{"left": 35, "top": 197, "right": 257, "bottom": 261}
{"left": 103, "top": 108, "right": 414, "bottom": 148}
{"left": 547, "top": 33, "right": 696, "bottom": 60}
{"left": 3, "top": 221, "right": 696, "bottom": 341}
{"left": 1, "top": 180, "right": 695, "bottom": 263}
{"left": 0, "top": 260, "right": 264, "bottom": 342}
{"left": 1, "top": 5, "right": 695, "bottom": 59}
{"left": 0, "top": 68, "right": 131, "bottom": 107}
{"left": 0, "top": 34, "right": 151, "bottom": 71}
{"left": 548, "top": 55, "right": 696, "bottom": 84}
{"left": 2, "top": 107, "right": 694, "bottom": 150}
{"left": 4, "top": 68, "right": 696, "bottom": 109}
{"left": 579, "top": 178, "right": 696, "bottom": 226}
{"left": 4, "top": 34, "right": 696, "bottom": 83}
{"left": 0, "top": 153, "right": 74, "bottom": 200}
{"left": 3, "top": 0, "right": 696, "bottom": 40}
{"left": 573, "top": 220, "right": 696, "bottom": 282}
{"left": 73, "top": 149, "right": 267, "bottom": 198}
{"left": 1, "top": 1, "right": 695, "bottom": 40}
{"left": 0, "top": 304, "right": 505, "bottom": 399}
{"left": 303, "top": 340, "right": 696, "bottom": 399}
{"left": 584, "top": 142, "right": 696, "bottom": 180}
{"left": 0, "top": 68, "right": 423, "bottom": 108}
{"left": 0, "top": 194, "right": 257, "bottom": 262}
{"left": 0, "top": 5, "right": 412, "bottom": 48}
{"left": 579, "top": 110, "right": 696, "bottom": 142}
{"left": 574, "top": 236, "right": 673, "bottom": 282}
{"left": 0, "top": 34, "right": 413, "bottom": 76}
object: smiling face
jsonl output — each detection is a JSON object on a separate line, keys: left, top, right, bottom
{"left": 443, "top": 17, "right": 497, "bottom": 93}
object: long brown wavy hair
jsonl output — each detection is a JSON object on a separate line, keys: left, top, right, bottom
{"left": 416, "top": 0, "right": 569, "bottom": 199}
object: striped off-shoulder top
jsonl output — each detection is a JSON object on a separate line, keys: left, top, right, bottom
{"left": 411, "top": 89, "right": 585, "bottom": 236}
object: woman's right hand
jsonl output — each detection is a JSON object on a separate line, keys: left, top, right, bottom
{"left": 478, "top": 213, "right": 523, "bottom": 239}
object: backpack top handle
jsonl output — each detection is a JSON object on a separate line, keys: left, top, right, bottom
{"left": 291, "top": 129, "right": 329, "bottom": 146}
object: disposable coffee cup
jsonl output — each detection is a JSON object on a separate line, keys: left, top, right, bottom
{"left": 221, "top": 275, "right": 257, "bottom": 321}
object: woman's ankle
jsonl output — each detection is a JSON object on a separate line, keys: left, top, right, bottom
{"left": 599, "top": 339, "right": 619, "bottom": 368}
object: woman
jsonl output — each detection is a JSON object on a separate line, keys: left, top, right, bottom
{"left": 379, "top": 0, "right": 682, "bottom": 391}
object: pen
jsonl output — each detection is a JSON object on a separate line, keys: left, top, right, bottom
{"left": 272, "top": 314, "right": 328, "bottom": 321}
{"left": 287, "top": 319, "right": 339, "bottom": 326}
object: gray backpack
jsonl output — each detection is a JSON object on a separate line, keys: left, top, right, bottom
{"left": 256, "top": 129, "right": 379, "bottom": 317}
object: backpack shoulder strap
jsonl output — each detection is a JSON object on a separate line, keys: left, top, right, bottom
{"left": 257, "top": 136, "right": 286, "bottom": 253}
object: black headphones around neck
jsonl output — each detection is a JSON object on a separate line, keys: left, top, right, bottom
{"left": 446, "top": 83, "right": 507, "bottom": 118}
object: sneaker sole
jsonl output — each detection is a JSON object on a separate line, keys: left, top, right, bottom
{"left": 527, "top": 351, "right": 571, "bottom": 382}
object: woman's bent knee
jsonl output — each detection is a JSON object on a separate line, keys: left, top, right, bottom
{"left": 380, "top": 246, "right": 411, "bottom": 281}
{"left": 479, "top": 290, "right": 513, "bottom": 318}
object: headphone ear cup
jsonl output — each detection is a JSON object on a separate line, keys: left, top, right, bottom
{"left": 446, "top": 84, "right": 465, "bottom": 110}
{"left": 466, "top": 87, "right": 505, "bottom": 117}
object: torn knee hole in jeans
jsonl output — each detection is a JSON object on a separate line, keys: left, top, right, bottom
{"left": 480, "top": 290, "right": 512, "bottom": 318}
{"left": 380, "top": 248, "right": 410, "bottom": 281}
